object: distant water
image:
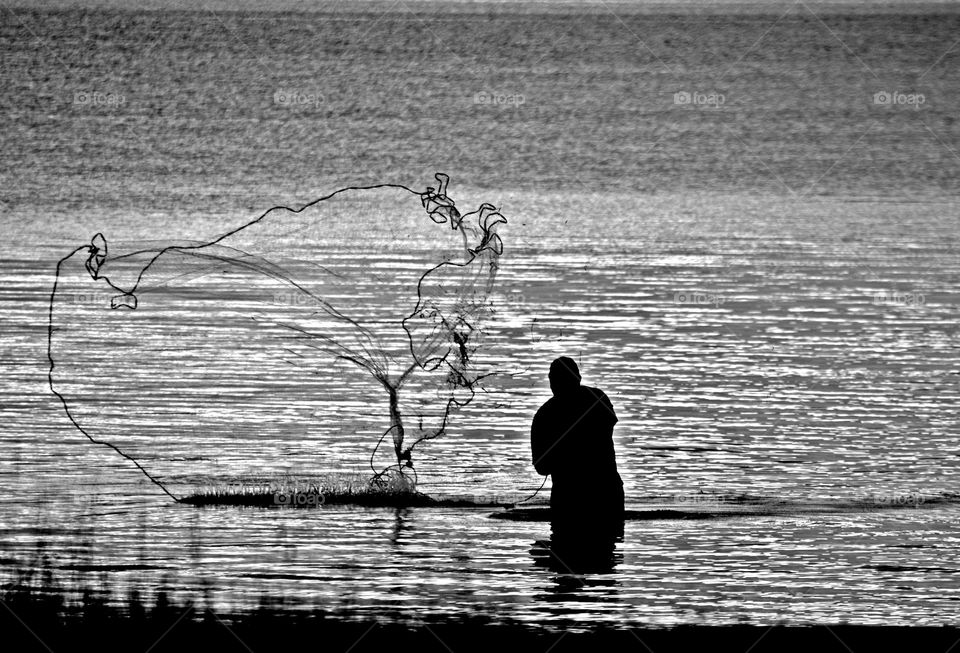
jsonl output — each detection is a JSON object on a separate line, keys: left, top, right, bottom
{"left": 2, "top": 3, "right": 960, "bottom": 629}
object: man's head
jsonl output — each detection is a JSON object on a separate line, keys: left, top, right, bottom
{"left": 549, "top": 356, "right": 581, "bottom": 397}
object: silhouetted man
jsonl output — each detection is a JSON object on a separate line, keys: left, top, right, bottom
{"left": 531, "top": 357, "right": 624, "bottom": 537}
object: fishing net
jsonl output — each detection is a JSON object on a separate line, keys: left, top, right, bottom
{"left": 47, "top": 174, "right": 506, "bottom": 499}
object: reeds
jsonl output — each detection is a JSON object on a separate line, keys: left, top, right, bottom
{"left": 179, "top": 472, "right": 515, "bottom": 508}
{"left": 181, "top": 472, "right": 434, "bottom": 507}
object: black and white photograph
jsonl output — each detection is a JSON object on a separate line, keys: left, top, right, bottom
{"left": 2, "top": 0, "right": 960, "bottom": 650}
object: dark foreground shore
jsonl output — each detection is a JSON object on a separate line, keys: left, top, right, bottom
{"left": 3, "top": 596, "right": 958, "bottom": 653}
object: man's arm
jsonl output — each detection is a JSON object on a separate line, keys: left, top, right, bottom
{"left": 530, "top": 406, "right": 553, "bottom": 476}
{"left": 594, "top": 388, "right": 618, "bottom": 426}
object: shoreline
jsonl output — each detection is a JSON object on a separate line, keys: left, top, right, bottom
{"left": 4, "top": 604, "right": 959, "bottom": 653}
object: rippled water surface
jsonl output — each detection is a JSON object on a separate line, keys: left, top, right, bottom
{"left": 6, "top": 192, "right": 960, "bottom": 628}
{"left": 3, "top": 2, "right": 960, "bottom": 630}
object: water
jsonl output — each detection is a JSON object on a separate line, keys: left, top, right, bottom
{"left": 3, "top": 2, "right": 960, "bottom": 629}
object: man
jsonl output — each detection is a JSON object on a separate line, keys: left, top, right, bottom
{"left": 531, "top": 356, "right": 624, "bottom": 534}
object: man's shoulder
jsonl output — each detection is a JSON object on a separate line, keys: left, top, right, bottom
{"left": 533, "top": 397, "right": 556, "bottom": 418}
{"left": 581, "top": 385, "right": 617, "bottom": 421}
{"left": 581, "top": 385, "right": 610, "bottom": 401}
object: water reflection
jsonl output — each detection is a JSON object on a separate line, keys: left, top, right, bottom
{"left": 388, "top": 508, "right": 410, "bottom": 546}
{"left": 530, "top": 520, "right": 624, "bottom": 602}
{"left": 531, "top": 528, "right": 624, "bottom": 577}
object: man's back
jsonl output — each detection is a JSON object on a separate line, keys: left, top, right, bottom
{"left": 531, "top": 385, "right": 620, "bottom": 484}
{"left": 531, "top": 357, "right": 624, "bottom": 542}
{"left": 531, "top": 379, "right": 624, "bottom": 529}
